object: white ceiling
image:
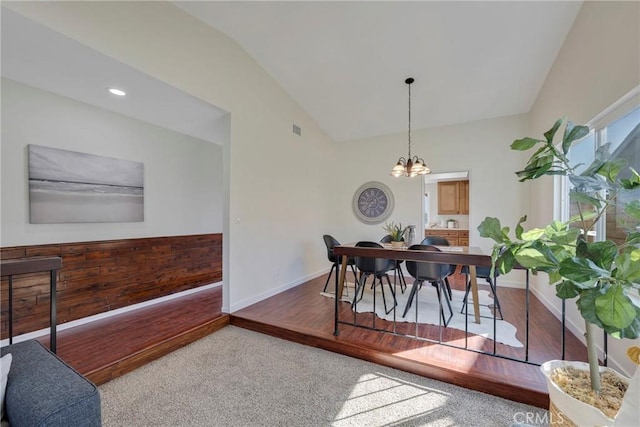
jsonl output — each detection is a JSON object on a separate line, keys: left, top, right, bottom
{"left": 174, "top": 1, "right": 583, "bottom": 141}
{"left": 1, "top": 8, "right": 228, "bottom": 145}
{"left": 2, "top": 2, "right": 583, "bottom": 145}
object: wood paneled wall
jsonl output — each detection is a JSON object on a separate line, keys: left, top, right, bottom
{"left": 1, "top": 234, "right": 222, "bottom": 337}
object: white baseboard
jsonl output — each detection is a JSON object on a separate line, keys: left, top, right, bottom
{"left": 0, "top": 282, "right": 222, "bottom": 348}
{"left": 229, "top": 268, "right": 329, "bottom": 313}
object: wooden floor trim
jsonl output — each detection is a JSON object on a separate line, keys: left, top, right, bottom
{"left": 87, "top": 315, "right": 229, "bottom": 385}
{"left": 36, "top": 286, "right": 224, "bottom": 386}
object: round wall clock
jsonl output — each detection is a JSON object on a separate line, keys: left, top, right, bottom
{"left": 352, "top": 181, "right": 394, "bottom": 224}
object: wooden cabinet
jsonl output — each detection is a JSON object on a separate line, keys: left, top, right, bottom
{"left": 459, "top": 181, "right": 469, "bottom": 214}
{"left": 424, "top": 229, "right": 469, "bottom": 246}
{"left": 458, "top": 231, "right": 469, "bottom": 246}
{"left": 437, "top": 180, "right": 469, "bottom": 215}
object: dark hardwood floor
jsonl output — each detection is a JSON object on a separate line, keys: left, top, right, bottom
{"left": 37, "top": 286, "right": 227, "bottom": 385}
{"left": 33, "top": 272, "right": 587, "bottom": 410}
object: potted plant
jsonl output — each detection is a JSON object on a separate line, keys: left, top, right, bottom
{"left": 383, "top": 221, "right": 408, "bottom": 248}
{"left": 477, "top": 118, "right": 640, "bottom": 425}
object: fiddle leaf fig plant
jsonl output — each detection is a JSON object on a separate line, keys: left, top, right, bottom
{"left": 478, "top": 117, "right": 640, "bottom": 393}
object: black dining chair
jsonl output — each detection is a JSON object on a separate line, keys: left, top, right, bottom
{"left": 322, "top": 235, "right": 358, "bottom": 293}
{"left": 460, "top": 265, "right": 504, "bottom": 320}
{"left": 352, "top": 241, "right": 397, "bottom": 314}
{"left": 380, "top": 234, "right": 407, "bottom": 293}
{"left": 420, "top": 236, "right": 455, "bottom": 299}
{"left": 403, "top": 244, "right": 453, "bottom": 326}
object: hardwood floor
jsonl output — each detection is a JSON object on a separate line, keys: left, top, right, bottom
{"left": 230, "top": 271, "right": 588, "bottom": 409}
{"left": 35, "top": 271, "right": 587, "bottom": 410}
{"left": 37, "top": 286, "right": 227, "bottom": 385}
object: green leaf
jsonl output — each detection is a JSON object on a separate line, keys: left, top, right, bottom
{"left": 515, "top": 216, "right": 527, "bottom": 240}
{"left": 625, "top": 200, "right": 640, "bottom": 221}
{"left": 559, "top": 257, "right": 610, "bottom": 283}
{"left": 521, "top": 228, "right": 545, "bottom": 241}
{"left": 579, "top": 241, "right": 618, "bottom": 270}
{"left": 620, "top": 167, "right": 640, "bottom": 190}
{"left": 562, "top": 122, "right": 589, "bottom": 154}
{"left": 477, "top": 217, "right": 506, "bottom": 243}
{"left": 625, "top": 231, "right": 640, "bottom": 246}
{"left": 511, "top": 137, "right": 541, "bottom": 151}
{"left": 614, "top": 252, "right": 640, "bottom": 282}
{"left": 548, "top": 270, "right": 563, "bottom": 285}
{"left": 514, "top": 243, "right": 558, "bottom": 270}
{"left": 544, "top": 118, "right": 564, "bottom": 143}
{"left": 496, "top": 248, "right": 516, "bottom": 275}
{"left": 595, "top": 285, "right": 636, "bottom": 329}
{"left": 597, "top": 159, "right": 626, "bottom": 182}
{"left": 569, "top": 190, "right": 602, "bottom": 209}
{"left": 548, "top": 227, "right": 580, "bottom": 246}
{"left": 577, "top": 288, "right": 605, "bottom": 328}
{"left": 556, "top": 280, "right": 580, "bottom": 298}
{"left": 579, "top": 143, "right": 612, "bottom": 177}
{"left": 613, "top": 307, "right": 640, "bottom": 339}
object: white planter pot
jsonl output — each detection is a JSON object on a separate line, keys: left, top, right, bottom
{"left": 541, "top": 360, "right": 631, "bottom": 426}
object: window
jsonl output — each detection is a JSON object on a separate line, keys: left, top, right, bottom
{"left": 560, "top": 93, "right": 640, "bottom": 245}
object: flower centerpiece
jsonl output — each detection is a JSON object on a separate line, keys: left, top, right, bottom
{"left": 477, "top": 118, "right": 640, "bottom": 425}
{"left": 383, "top": 221, "right": 408, "bottom": 248}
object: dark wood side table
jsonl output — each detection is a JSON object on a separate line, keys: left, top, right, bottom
{"left": 1, "top": 256, "right": 62, "bottom": 353}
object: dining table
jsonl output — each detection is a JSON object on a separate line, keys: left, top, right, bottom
{"left": 332, "top": 243, "right": 493, "bottom": 328}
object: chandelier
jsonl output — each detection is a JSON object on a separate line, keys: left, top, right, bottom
{"left": 390, "top": 77, "right": 431, "bottom": 177}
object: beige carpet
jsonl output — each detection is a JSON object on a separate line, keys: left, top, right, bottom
{"left": 100, "top": 326, "right": 546, "bottom": 426}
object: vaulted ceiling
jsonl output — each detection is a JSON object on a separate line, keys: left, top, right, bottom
{"left": 174, "top": 1, "right": 583, "bottom": 141}
{"left": 2, "top": 2, "right": 583, "bottom": 144}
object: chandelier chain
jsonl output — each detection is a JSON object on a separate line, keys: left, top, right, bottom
{"left": 408, "top": 80, "right": 411, "bottom": 158}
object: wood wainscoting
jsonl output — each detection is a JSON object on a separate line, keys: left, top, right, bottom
{"left": 1, "top": 233, "right": 222, "bottom": 337}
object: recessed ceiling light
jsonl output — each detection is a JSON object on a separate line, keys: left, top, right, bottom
{"left": 108, "top": 88, "right": 126, "bottom": 96}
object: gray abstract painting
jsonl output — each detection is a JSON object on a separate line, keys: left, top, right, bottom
{"left": 28, "top": 144, "right": 144, "bottom": 223}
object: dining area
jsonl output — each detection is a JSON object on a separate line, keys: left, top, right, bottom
{"left": 324, "top": 231, "right": 527, "bottom": 359}
{"left": 230, "top": 231, "right": 588, "bottom": 408}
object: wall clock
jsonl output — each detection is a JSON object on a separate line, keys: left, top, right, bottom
{"left": 352, "top": 181, "right": 394, "bottom": 224}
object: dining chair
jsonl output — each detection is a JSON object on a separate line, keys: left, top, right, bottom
{"left": 403, "top": 244, "right": 453, "bottom": 326}
{"left": 380, "top": 234, "right": 407, "bottom": 293}
{"left": 460, "top": 265, "right": 504, "bottom": 320}
{"left": 420, "top": 236, "right": 455, "bottom": 299}
{"left": 352, "top": 241, "right": 397, "bottom": 314}
{"left": 322, "top": 235, "right": 357, "bottom": 293}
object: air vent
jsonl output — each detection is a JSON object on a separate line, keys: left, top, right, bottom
{"left": 293, "top": 124, "right": 302, "bottom": 136}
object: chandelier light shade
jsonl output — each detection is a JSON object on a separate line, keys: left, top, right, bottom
{"left": 390, "top": 77, "right": 431, "bottom": 177}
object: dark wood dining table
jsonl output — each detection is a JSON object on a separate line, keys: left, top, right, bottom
{"left": 332, "top": 243, "right": 493, "bottom": 325}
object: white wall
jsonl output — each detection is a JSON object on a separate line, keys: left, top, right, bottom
{"left": 1, "top": 1, "right": 339, "bottom": 312}
{"left": 528, "top": 1, "right": 640, "bottom": 376}
{"left": 1, "top": 78, "right": 223, "bottom": 246}
{"left": 333, "top": 114, "right": 531, "bottom": 287}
